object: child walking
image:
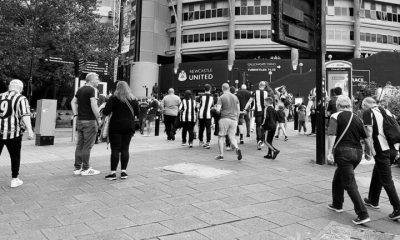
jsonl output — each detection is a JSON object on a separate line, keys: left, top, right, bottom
{"left": 297, "top": 104, "right": 307, "bottom": 134}
{"left": 274, "top": 105, "right": 288, "bottom": 141}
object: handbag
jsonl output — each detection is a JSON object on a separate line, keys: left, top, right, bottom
{"left": 101, "top": 113, "right": 112, "bottom": 139}
{"left": 332, "top": 112, "right": 353, "bottom": 152}
{"left": 122, "top": 99, "right": 136, "bottom": 131}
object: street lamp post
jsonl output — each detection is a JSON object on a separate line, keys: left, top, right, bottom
{"left": 143, "top": 85, "right": 148, "bottom": 97}
{"left": 299, "top": 62, "right": 303, "bottom": 74}
{"left": 268, "top": 70, "right": 272, "bottom": 82}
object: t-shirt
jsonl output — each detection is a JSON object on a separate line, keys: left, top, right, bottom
{"left": 276, "top": 109, "right": 286, "bottom": 123}
{"left": 75, "top": 85, "right": 98, "bottom": 120}
{"left": 236, "top": 89, "right": 251, "bottom": 111}
{"left": 161, "top": 94, "right": 181, "bottom": 116}
{"left": 298, "top": 108, "right": 306, "bottom": 122}
{"left": 102, "top": 96, "right": 139, "bottom": 134}
{"left": 328, "top": 111, "right": 366, "bottom": 150}
{"left": 251, "top": 90, "right": 268, "bottom": 115}
{"left": 263, "top": 105, "right": 277, "bottom": 130}
{"left": 148, "top": 100, "right": 159, "bottom": 115}
{"left": 362, "top": 107, "right": 392, "bottom": 153}
{"left": 218, "top": 92, "right": 239, "bottom": 121}
{"left": 0, "top": 91, "right": 30, "bottom": 140}
{"left": 327, "top": 96, "right": 338, "bottom": 115}
{"left": 139, "top": 102, "right": 149, "bottom": 117}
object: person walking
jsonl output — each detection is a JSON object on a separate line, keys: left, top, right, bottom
{"left": 138, "top": 98, "right": 149, "bottom": 135}
{"left": 179, "top": 90, "right": 197, "bottom": 148}
{"left": 362, "top": 97, "right": 400, "bottom": 221}
{"left": 161, "top": 88, "right": 181, "bottom": 141}
{"left": 326, "top": 95, "right": 371, "bottom": 225}
{"left": 297, "top": 104, "right": 307, "bottom": 134}
{"left": 274, "top": 104, "right": 288, "bottom": 141}
{"left": 244, "top": 81, "right": 270, "bottom": 150}
{"left": 215, "top": 83, "right": 242, "bottom": 161}
{"left": 102, "top": 81, "right": 139, "bottom": 180}
{"left": 197, "top": 84, "right": 214, "bottom": 149}
{"left": 71, "top": 72, "right": 102, "bottom": 176}
{"left": 261, "top": 97, "right": 279, "bottom": 159}
{"left": 236, "top": 84, "right": 252, "bottom": 142}
{"left": 145, "top": 97, "right": 159, "bottom": 136}
{"left": 0, "top": 80, "right": 34, "bottom": 188}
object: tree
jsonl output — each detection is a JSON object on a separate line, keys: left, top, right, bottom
{"left": 0, "top": 0, "right": 118, "bottom": 103}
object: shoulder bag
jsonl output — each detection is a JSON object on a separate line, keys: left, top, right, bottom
{"left": 332, "top": 112, "right": 353, "bottom": 152}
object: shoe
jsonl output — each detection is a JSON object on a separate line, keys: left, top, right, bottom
{"left": 389, "top": 209, "right": 400, "bottom": 220}
{"left": 73, "top": 169, "right": 82, "bottom": 175}
{"left": 199, "top": 141, "right": 204, "bottom": 147}
{"left": 215, "top": 155, "right": 224, "bottom": 160}
{"left": 352, "top": 216, "right": 370, "bottom": 225}
{"left": 203, "top": 143, "right": 210, "bottom": 149}
{"left": 264, "top": 155, "right": 272, "bottom": 159}
{"left": 240, "top": 139, "right": 244, "bottom": 144}
{"left": 105, "top": 173, "right": 117, "bottom": 180}
{"left": 257, "top": 141, "right": 262, "bottom": 150}
{"left": 272, "top": 150, "right": 280, "bottom": 160}
{"left": 189, "top": 143, "right": 193, "bottom": 148}
{"left": 226, "top": 146, "right": 232, "bottom": 151}
{"left": 120, "top": 172, "right": 128, "bottom": 180}
{"left": 275, "top": 136, "right": 279, "bottom": 139}
{"left": 181, "top": 142, "right": 187, "bottom": 146}
{"left": 327, "top": 204, "right": 343, "bottom": 213}
{"left": 10, "top": 178, "right": 23, "bottom": 188}
{"left": 246, "top": 134, "right": 250, "bottom": 137}
{"left": 364, "top": 198, "right": 380, "bottom": 209}
{"left": 236, "top": 149, "right": 242, "bottom": 160}
{"left": 284, "top": 137, "right": 288, "bottom": 141}
{"left": 81, "top": 168, "right": 100, "bottom": 176}
{"left": 172, "top": 136, "right": 175, "bottom": 141}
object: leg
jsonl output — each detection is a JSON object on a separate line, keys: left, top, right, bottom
{"left": 5, "top": 137, "right": 22, "bottom": 178}
{"left": 331, "top": 167, "right": 345, "bottom": 209}
{"left": 225, "top": 135, "right": 231, "bottom": 147}
{"left": 109, "top": 133, "right": 122, "bottom": 171}
{"left": 198, "top": 119, "right": 205, "bottom": 142}
{"left": 164, "top": 115, "right": 172, "bottom": 139}
{"left": 188, "top": 122, "right": 195, "bottom": 144}
{"left": 280, "top": 123, "right": 288, "bottom": 137}
{"left": 181, "top": 122, "right": 188, "bottom": 144}
{"left": 74, "top": 121, "right": 84, "bottom": 170}
{"left": 120, "top": 133, "right": 133, "bottom": 170}
{"left": 170, "top": 116, "right": 177, "bottom": 139}
{"left": 80, "top": 121, "right": 98, "bottom": 170}
{"left": 368, "top": 164, "right": 383, "bottom": 205}
{"left": 244, "top": 113, "right": 250, "bottom": 137}
{"left": 227, "top": 120, "right": 239, "bottom": 149}
{"left": 205, "top": 119, "right": 212, "bottom": 143}
{"left": 218, "top": 136, "right": 224, "bottom": 156}
{"left": 146, "top": 119, "right": 152, "bottom": 135}
{"left": 255, "top": 115, "right": 264, "bottom": 143}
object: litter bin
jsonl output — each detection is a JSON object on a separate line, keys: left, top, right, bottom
{"left": 35, "top": 99, "right": 57, "bottom": 146}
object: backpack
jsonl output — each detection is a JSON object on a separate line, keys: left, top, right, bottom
{"left": 378, "top": 107, "right": 400, "bottom": 145}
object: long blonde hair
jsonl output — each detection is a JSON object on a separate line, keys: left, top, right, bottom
{"left": 114, "top": 81, "right": 134, "bottom": 101}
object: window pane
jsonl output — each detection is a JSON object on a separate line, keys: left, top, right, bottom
{"left": 189, "top": 4, "right": 194, "bottom": 11}
{"left": 365, "top": 10, "right": 371, "bottom": 18}
{"left": 223, "top": 8, "right": 229, "bottom": 17}
{"left": 183, "top": 35, "right": 187, "bottom": 43}
{"left": 267, "top": 30, "right": 271, "bottom": 38}
{"left": 235, "top": 30, "right": 240, "bottom": 39}
{"left": 328, "top": 0, "right": 334, "bottom": 7}
{"left": 393, "top": 14, "right": 397, "bottom": 22}
{"left": 211, "top": 32, "right": 217, "bottom": 40}
{"left": 248, "top": 6, "right": 254, "bottom": 15}
{"left": 200, "top": 11, "right": 205, "bottom": 19}
{"left": 194, "top": 34, "right": 199, "bottom": 42}
{"left": 341, "top": 8, "right": 348, "bottom": 16}
{"left": 267, "top": 6, "right": 271, "bottom": 14}
{"left": 377, "top": 34, "right": 382, "bottom": 43}
{"left": 370, "top": 10, "right": 377, "bottom": 20}
{"left": 328, "top": 29, "right": 334, "bottom": 39}
{"left": 170, "top": 37, "right": 175, "bottom": 46}
{"left": 377, "top": 11, "right": 382, "bottom": 20}
{"left": 241, "top": 30, "right": 247, "bottom": 39}
{"left": 247, "top": 30, "right": 253, "bottom": 38}
{"left": 335, "top": 7, "right": 341, "bottom": 16}
{"left": 200, "top": 3, "right": 205, "bottom": 10}
{"left": 254, "top": 0, "right": 261, "bottom": 5}
{"left": 235, "top": 7, "right": 241, "bottom": 15}
{"left": 388, "top": 13, "right": 392, "bottom": 21}
{"left": 217, "top": 8, "right": 223, "bottom": 17}
{"left": 350, "top": 31, "right": 354, "bottom": 40}
{"left": 211, "top": 1, "right": 217, "bottom": 9}
{"left": 261, "top": 30, "right": 267, "bottom": 38}
{"left": 398, "top": 14, "right": 400, "bottom": 22}
{"left": 388, "top": 35, "right": 393, "bottom": 44}
{"left": 205, "top": 33, "right": 211, "bottom": 41}
{"left": 188, "top": 35, "right": 193, "bottom": 43}
{"left": 241, "top": 7, "right": 247, "bottom": 15}
{"left": 200, "top": 34, "right": 205, "bottom": 41}
{"left": 360, "top": 32, "right": 365, "bottom": 41}
{"left": 371, "top": 34, "right": 376, "bottom": 42}
{"left": 371, "top": 2, "right": 376, "bottom": 10}
{"left": 241, "top": 0, "right": 247, "bottom": 7}
{"left": 194, "top": 11, "right": 199, "bottom": 20}
{"left": 366, "top": 33, "right": 371, "bottom": 42}
{"left": 206, "top": 10, "right": 211, "bottom": 18}
{"left": 171, "top": 15, "right": 175, "bottom": 24}
{"left": 183, "top": 12, "right": 189, "bottom": 21}
{"left": 255, "top": 6, "right": 261, "bottom": 14}
{"left": 254, "top": 30, "right": 260, "bottom": 38}
{"left": 394, "top": 36, "right": 398, "bottom": 44}
{"left": 261, "top": 6, "right": 267, "bottom": 14}
{"left": 335, "top": 30, "right": 342, "bottom": 40}
{"left": 188, "top": 12, "right": 194, "bottom": 21}
{"left": 223, "top": 31, "right": 228, "bottom": 40}
{"left": 349, "top": 8, "right": 354, "bottom": 16}
{"left": 382, "top": 5, "right": 387, "bottom": 12}
{"left": 212, "top": 9, "right": 217, "bottom": 17}
{"left": 383, "top": 35, "right": 387, "bottom": 43}
{"left": 217, "top": 32, "right": 222, "bottom": 40}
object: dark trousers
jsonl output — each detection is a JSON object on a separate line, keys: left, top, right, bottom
{"left": 332, "top": 147, "right": 369, "bottom": 218}
{"left": 198, "top": 119, "right": 211, "bottom": 143}
{"left": 244, "top": 113, "right": 250, "bottom": 136}
{"left": 310, "top": 114, "right": 316, "bottom": 133}
{"left": 109, "top": 132, "right": 133, "bottom": 171}
{"left": 265, "top": 128, "right": 276, "bottom": 155}
{"left": 0, "top": 136, "right": 22, "bottom": 178}
{"left": 213, "top": 115, "right": 220, "bottom": 136}
{"left": 368, "top": 150, "right": 400, "bottom": 210}
{"left": 139, "top": 115, "right": 146, "bottom": 133}
{"left": 298, "top": 120, "right": 307, "bottom": 132}
{"left": 75, "top": 120, "right": 98, "bottom": 170}
{"left": 255, "top": 114, "right": 264, "bottom": 143}
{"left": 163, "top": 115, "right": 177, "bottom": 140}
{"left": 181, "top": 122, "right": 195, "bottom": 144}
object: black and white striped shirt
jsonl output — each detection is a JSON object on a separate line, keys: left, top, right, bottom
{"left": 0, "top": 91, "right": 30, "bottom": 140}
{"left": 252, "top": 90, "right": 268, "bottom": 114}
{"left": 179, "top": 99, "right": 197, "bottom": 122}
{"left": 198, "top": 93, "right": 213, "bottom": 119}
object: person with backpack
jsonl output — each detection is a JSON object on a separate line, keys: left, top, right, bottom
{"left": 261, "top": 97, "right": 279, "bottom": 160}
{"left": 362, "top": 97, "right": 400, "bottom": 221}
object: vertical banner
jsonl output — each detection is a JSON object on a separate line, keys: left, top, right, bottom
{"left": 121, "top": 0, "right": 131, "bottom": 54}
{"left": 113, "top": 57, "right": 119, "bottom": 82}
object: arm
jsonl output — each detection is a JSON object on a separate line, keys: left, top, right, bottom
{"left": 18, "top": 97, "right": 34, "bottom": 139}
{"left": 215, "top": 97, "right": 222, "bottom": 113}
{"left": 71, "top": 97, "right": 78, "bottom": 117}
{"left": 243, "top": 97, "right": 254, "bottom": 111}
{"left": 236, "top": 103, "right": 240, "bottom": 120}
{"left": 261, "top": 107, "right": 267, "bottom": 126}
{"left": 364, "top": 126, "right": 376, "bottom": 156}
{"left": 133, "top": 100, "right": 140, "bottom": 117}
{"left": 90, "top": 97, "right": 101, "bottom": 121}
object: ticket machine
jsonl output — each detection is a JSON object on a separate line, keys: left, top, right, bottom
{"left": 325, "top": 61, "right": 352, "bottom": 98}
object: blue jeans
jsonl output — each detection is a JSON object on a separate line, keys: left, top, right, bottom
{"left": 368, "top": 150, "right": 400, "bottom": 211}
{"left": 75, "top": 120, "right": 98, "bottom": 170}
{"left": 332, "top": 146, "right": 369, "bottom": 218}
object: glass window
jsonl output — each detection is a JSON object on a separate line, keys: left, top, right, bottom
{"left": 377, "top": 11, "right": 382, "bottom": 20}
{"left": 335, "top": 7, "right": 341, "bottom": 16}
{"left": 388, "top": 13, "right": 392, "bottom": 21}
{"left": 171, "top": 15, "right": 175, "bottom": 24}
{"left": 370, "top": 10, "right": 377, "bottom": 20}
{"left": 247, "top": 30, "right": 253, "bottom": 39}
{"left": 383, "top": 35, "right": 387, "bottom": 43}
{"left": 342, "top": 30, "right": 349, "bottom": 40}
{"left": 254, "top": 0, "right": 261, "bottom": 5}
{"left": 248, "top": 6, "right": 254, "bottom": 15}
{"left": 200, "top": 3, "right": 205, "bottom": 10}
{"left": 211, "top": 1, "right": 217, "bottom": 9}
{"left": 241, "top": 30, "right": 247, "bottom": 39}
{"left": 350, "top": 31, "right": 354, "bottom": 40}
{"left": 349, "top": 8, "right": 354, "bottom": 16}
{"left": 170, "top": 37, "right": 175, "bottom": 46}
{"left": 328, "top": 0, "right": 334, "bottom": 7}
{"left": 382, "top": 5, "right": 387, "bottom": 12}
{"left": 388, "top": 35, "right": 393, "bottom": 44}
{"left": 183, "top": 35, "right": 188, "bottom": 43}
{"left": 398, "top": 14, "right": 400, "bottom": 22}
{"left": 206, "top": 10, "right": 211, "bottom": 18}
{"left": 366, "top": 33, "right": 371, "bottom": 42}
{"left": 371, "top": 34, "right": 376, "bottom": 42}
{"left": 194, "top": 34, "right": 199, "bottom": 42}
{"left": 235, "top": 30, "right": 240, "bottom": 39}
{"left": 261, "top": 30, "right": 267, "bottom": 38}
{"left": 360, "top": 32, "right": 365, "bottom": 41}
{"left": 335, "top": 29, "right": 342, "bottom": 40}
{"left": 217, "top": 8, "right": 223, "bottom": 17}
{"left": 217, "top": 32, "right": 223, "bottom": 40}
{"left": 267, "top": 6, "right": 271, "bottom": 14}
{"left": 235, "top": 7, "right": 241, "bottom": 15}
{"left": 223, "top": 8, "right": 229, "bottom": 17}
{"left": 254, "top": 30, "right": 260, "bottom": 38}
{"left": 183, "top": 12, "right": 189, "bottom": 21}
{"left": 188, "top": 12, "right": 194, "bottom": 21}
{"left": 393, "top": 14, "right": 398, "bottom": 22}
{"left": 393, "top": 6, "right": 398, "bottom": 14}
{"left": 241, "top": 0, "right": 247, "bottom": 7}
{"left": 377, "top": 34, "right": 382, "bottom": 43}
{"left": 255, "top": 6, "right": 261, "bottom": 14}
{"left": 200, "top": 33, "right": 205, "bottom": 41}
{"left": 394, "top": 36, "right": 398, "bottom": 44}
{"left": 200, "top": 11, "right": 205, "bottom": 19}
{"left": 194, "top": 11, "right": 200, "bottom": 20}
{"left": 241, "top": 7, "right": 247, "bottom": 15}
{"left": 212, "top": 9, "right": 217, "bottom": 17}
{"left": 261, "top": 6, "right": 267, "bottom": 14}
{"left": 371, "top": 2, "right": 376, "bottom": 10}
{"left": 328, "top": 29, "right": 335, "bottom": 39}
{"left": 188, "top": 35, "right": 193, "bottom": 43}
{"left": 211, "top": 32, "right": 217, "bottom": 41}
{"left": 189, "top": 4, "right": 194, "bottom": 11}
{"left": 205, "top": 33, "right": 211, "bottom": 41}
{"left": 341, "top": 8, "right": 348, "bottom": 16}
{"left": 223, "top": 31, "right": 228, "bottom": 40}
{"left": 267, "top": 30, "right": 271, "bottom": 38}
{"left": 365, "top": 10, "right": 371, "bottom": 18}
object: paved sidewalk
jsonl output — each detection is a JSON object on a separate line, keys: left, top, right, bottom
{"left": 0, "top": 123, "right": 399, "bottom": 240}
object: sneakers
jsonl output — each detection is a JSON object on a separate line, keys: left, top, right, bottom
{"left": 275, "top": 136, "right": 279, "bottom": 139}
{"left": 181, "top": 142, "right": 187, "bottom": 146}
{"left": 284, "top": 136, "right": 288, "bottom": 141}
{"left": 226, "top": 146, "right": 232, "bottom": 151}
{"left": 327, "top": 204, "right": 343, "bottom": 213}
{"left": 364, "top": 198, "right": 380, "bottom": 209}
{"left": 120, "top": 172, "right": 128, "bottom": 180}
{"left": 272, "top": 149, "right": 280, "bottom": 160}
{"left": 352, "top": 216, "right": 371, "bottom": 225}
{"left": 81, "top": 168, "right": 100, "bottom": 176}
{"left": 257, "top": 141, "right": 262, "bottom": 150}
{"left": 215, "top": 155, "right": 224, "bottom": 160}
{"left": 10, "top": 178, "right": 23, "bottom": 188}
{"left": 203, "top": 143, "right": 210, "bottom": 149}
{"left": 73, "top": 169, "right": 82, "bottom": 175}
{"left": 105, "top": 173, "right": 117, "bottom": 180}
{"left": 389, "top": 209, "right": 400, "bottom": 221}
{"left": 264, "top": 154, "right": 272, "bottom": 159}
{"left": 199, "top": 141, "right": 204, "bottom": 147}
{"left": 236, "top": 148, "right": 242, "bottom": 160}
{"left": 189, "top": 143, "right": 193, "bottom": 148}
{"left": 240, "top": 139, "right": 244, "bottom": 144}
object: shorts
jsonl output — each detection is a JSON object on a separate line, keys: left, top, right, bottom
{"left": 146, "top": 114, "right": 155, "bottom": 122}
{"left": 218, "top": 118, "right": 237, "bottom": 137}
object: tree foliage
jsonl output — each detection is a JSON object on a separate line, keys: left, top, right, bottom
{"left": 0, "top": 0, "right": 118, "bottom": 100}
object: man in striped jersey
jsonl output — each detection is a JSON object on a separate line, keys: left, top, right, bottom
{"left": 197, "top": 84, "right": 214, "bottom": 149}
{"left": 0, "top": 79, "right": 34, "bottom": 188}
{"left": 243, "top": 81, "right": 269, "bottom": 150}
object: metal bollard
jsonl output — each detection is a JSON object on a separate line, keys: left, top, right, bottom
{"left": 155, "top": 115, "right": 160, "bottom": 136}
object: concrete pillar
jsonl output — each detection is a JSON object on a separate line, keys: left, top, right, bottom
{"left": 354, "top": 0, "right": 361, "bottom": 58}
{"left": 227, "top": 0, "right": 235, "bottom": 71}
{"left": 174, "top": 0, "right": 182, "bottom": 74}
{"left": 130, "top": 62, "right": 159, "bottom": 98}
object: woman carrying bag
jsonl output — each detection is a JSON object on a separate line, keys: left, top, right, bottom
{"left": 102, "top": 81, "right": 139, "bottom": 180}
